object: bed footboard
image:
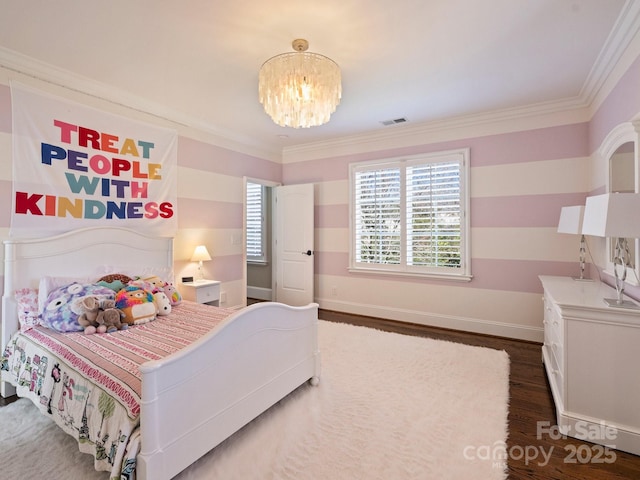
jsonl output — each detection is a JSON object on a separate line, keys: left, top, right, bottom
{"left": 136, "top": 301, "right": 320, "bottom": 480}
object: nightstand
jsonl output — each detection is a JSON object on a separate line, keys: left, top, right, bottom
{"left": 181, "top": 280, "right": 221, "bottom": 306}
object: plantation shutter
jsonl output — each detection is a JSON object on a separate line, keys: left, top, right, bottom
{"left": 406, "top": 160, "right": 461, "bottom": 267}
{"left": 246, "top": 182, "right": 265, "bottom": 261}
{"left": 354, "top": 167, "right": 402, "bottom": 264}
{"left": 351, "top": 150, "right": 468, "bottom": 278}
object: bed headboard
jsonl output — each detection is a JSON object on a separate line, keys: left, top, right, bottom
{"left": 1, "top": 227, "right": 174, "bottom": 352}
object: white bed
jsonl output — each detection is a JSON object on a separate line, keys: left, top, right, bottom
{"left": 1, "top": 226, "right": 320, "bottom": 480}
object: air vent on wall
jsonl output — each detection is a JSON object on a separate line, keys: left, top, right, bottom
{"left": 380, "top": 117, "right": 408, "bottom": 126}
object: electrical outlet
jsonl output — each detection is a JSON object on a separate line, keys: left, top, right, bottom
{"left": 331, "top": 286, "right": 337, "bottom": 296}
{"left": 220, "top": 291, "right": 227, "bottom": 303}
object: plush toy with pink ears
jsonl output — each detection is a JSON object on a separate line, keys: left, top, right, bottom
{"left": 162, "top": 282, "right": 182, "bottom": 306}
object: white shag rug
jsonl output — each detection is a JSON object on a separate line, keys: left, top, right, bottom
{"left": 0, "top": 320, "right": 509, "bottom": 480}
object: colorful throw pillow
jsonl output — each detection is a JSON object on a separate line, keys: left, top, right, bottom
{"left": 15, "top": 288, "right": 40, "bottom": 332}
{"left": 41, "top": 282, "right": 115, "bottom": 333}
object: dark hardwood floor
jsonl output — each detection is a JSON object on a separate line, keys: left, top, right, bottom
{"left": 319, "top": 308, "right": 640, "bottom": 480}
{"left": 3, "top": 303, "right": 639, "bottom": 479}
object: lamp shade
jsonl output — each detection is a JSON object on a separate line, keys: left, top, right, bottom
{"left": 582, "top": 193, "right": 640, "bottom": 238}
{"left": 190, "top": 245, "right": 212, "bottom": 262}
{"left": 557, "top": 205, "right": 585, "bottom": 234}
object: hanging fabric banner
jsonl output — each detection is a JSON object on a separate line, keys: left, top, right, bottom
{"left": 10, "top": 82, "right": 178, "bottom": 238}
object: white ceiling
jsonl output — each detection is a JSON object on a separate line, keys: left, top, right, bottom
{"left": 1, "top": 0, "right": 637, "bottom": 158}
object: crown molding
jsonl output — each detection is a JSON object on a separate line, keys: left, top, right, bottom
{"left": 2, "top": 1, "right": 639, "bottom": 165}
{"left": 582, "top": 0, "right": 640, "bottom": 113}
{"left": 0, "top": 46, "right": 281, "bottom": 162}
{"left": 282, "top": 1, "right": 640, "bottom": 163}
{"left": 282, "top": 97, "right": 591, "bottom": 163}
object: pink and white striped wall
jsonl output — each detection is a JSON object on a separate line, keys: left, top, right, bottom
{"left": 1, "top": 42, "right": 639, "bottom": 340}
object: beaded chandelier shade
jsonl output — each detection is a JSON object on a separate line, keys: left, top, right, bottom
{"left": 258, "top": 39, "right": 341, "bottom": 128}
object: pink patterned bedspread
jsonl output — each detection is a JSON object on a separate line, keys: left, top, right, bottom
{"left": 1, "top": 301, "right": 235, "bottom": 479}
{"left": 19, "top": 301, "right": 234, "bottom": 417}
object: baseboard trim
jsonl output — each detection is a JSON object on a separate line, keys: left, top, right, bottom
{"left": 247, "top": 286, "right": 272, "bottom": 301}
{"left": 317, "top": 297, "right": 543, "bottom": 342}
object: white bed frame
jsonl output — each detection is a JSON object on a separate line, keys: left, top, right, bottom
{"left": 1, "top": 226, "right": 320, "bottom": 480}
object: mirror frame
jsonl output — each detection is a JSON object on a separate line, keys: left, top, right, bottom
{"left": 599, "top": 120, "right": 640, "bottom": 285}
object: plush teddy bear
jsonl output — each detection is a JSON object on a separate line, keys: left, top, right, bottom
{"left": 76, "top": 296, "right": 107, "bottom": 334}
{"left": 76, "top": 297, "right": 127, "bottom": 334}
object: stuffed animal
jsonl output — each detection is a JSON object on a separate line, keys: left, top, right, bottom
{"left": 99, "top": 306, "right": 128, "bottom": 333}
{"left": 129, "top": 275, "right": 164, "bottom": 293}
{"left": 163, "top": 283, "right": 182, "bottom": 306}
{"left": 154, "top": 291, "right": 172, "bottom": 316}
{"left": 142, "top": 275, "right": 166, "bottom": 293}
{"left": 131, "top": 276, "right": 182, "bottom": 307}
{"left": 76, "top": 296, "right": 107, "bottom": 334}
{"left": 115, "top": 286, "right": 157, "bottom": 325}
{"left": 96, "top": 273, "right": 133, "bottom": 293}
{"left": 76, "top": 297, "right": 127, "bottom": 334}
{"left": 42, "top": 283, "right": 114, "bottom": 333}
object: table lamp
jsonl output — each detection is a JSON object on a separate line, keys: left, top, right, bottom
{"left": 191, "top": 245, "right": 212, "bottom": 281}
{"left": 582, "top": 193, "right": 640, "bottom": 308}
{"left": 557, "top": 205, "right": 590, "bottom": 281}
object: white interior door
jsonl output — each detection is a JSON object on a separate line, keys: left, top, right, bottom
{"left": 274, "top": 183, "right": 314, "bottom": 305}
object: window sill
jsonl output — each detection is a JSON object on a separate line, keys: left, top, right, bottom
{"left": 247, "top": 260, "right": 269, "bottom": 266}
{"left": 348, "top": 266, "right": 472, "bottom": 282}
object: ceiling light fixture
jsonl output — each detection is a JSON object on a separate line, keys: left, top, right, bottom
{"left": 258, "top": 39, "right": 341, "bottom": 129}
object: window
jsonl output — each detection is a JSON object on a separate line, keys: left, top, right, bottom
{"left": 350, "top": 149, "right": 471, "bottom": 280}
{"left": 246, "top": 182, "right": 266, "bottom": 263}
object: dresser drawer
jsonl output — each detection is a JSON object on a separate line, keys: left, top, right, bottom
{"left": 543, "top": 343, "right": 564, "bottom": 403}
{"left": 543, "top": 294, "right": 564, "bottom": 371}
{"left": 544, "top": 295, "right": 563, "bottom": 341}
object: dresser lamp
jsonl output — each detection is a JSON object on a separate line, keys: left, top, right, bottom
{"left": 557, "top": 205, "right": 590, "bottom": 281}
{"left": 190, "top": 245, "right": 212, "bottom": 281}
{"left": 581, "top": 193, "right": 640, "bottom": 309}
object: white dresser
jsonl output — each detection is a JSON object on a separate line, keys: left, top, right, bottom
{"left": 539, "top": 275, "right": 640, "bottom": 455}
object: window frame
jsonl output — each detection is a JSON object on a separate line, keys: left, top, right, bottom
{"left": 246, "top": 181, "right": 267, "bottom": 264}
{"left": 349, "top": 148, "right": 471, "bottom": 281}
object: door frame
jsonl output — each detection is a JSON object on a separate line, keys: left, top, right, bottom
{"left": 243, "top": 176, "right": 280, "bottom": 305}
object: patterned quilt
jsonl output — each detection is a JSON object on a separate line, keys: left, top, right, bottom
{"left": 1, "top": 301, "right": 234, "bottom": 479}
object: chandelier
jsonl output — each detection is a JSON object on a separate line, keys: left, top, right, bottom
{"left": 258, "top": 39, "right": 341, "bottom": 128}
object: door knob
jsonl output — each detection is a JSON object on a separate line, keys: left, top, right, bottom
{"left": 302, "top": 250, "right": 313, "bottom": 256}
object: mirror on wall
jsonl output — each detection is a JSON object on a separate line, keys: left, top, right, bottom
{"left": 610, "top": 142, "right": 634, "bottom": 193}
{"left": 609, "top": 141, "right": 636, "bottom": 270}
{"left": 601, "top": 122, "right": 640, "bottom": 285}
